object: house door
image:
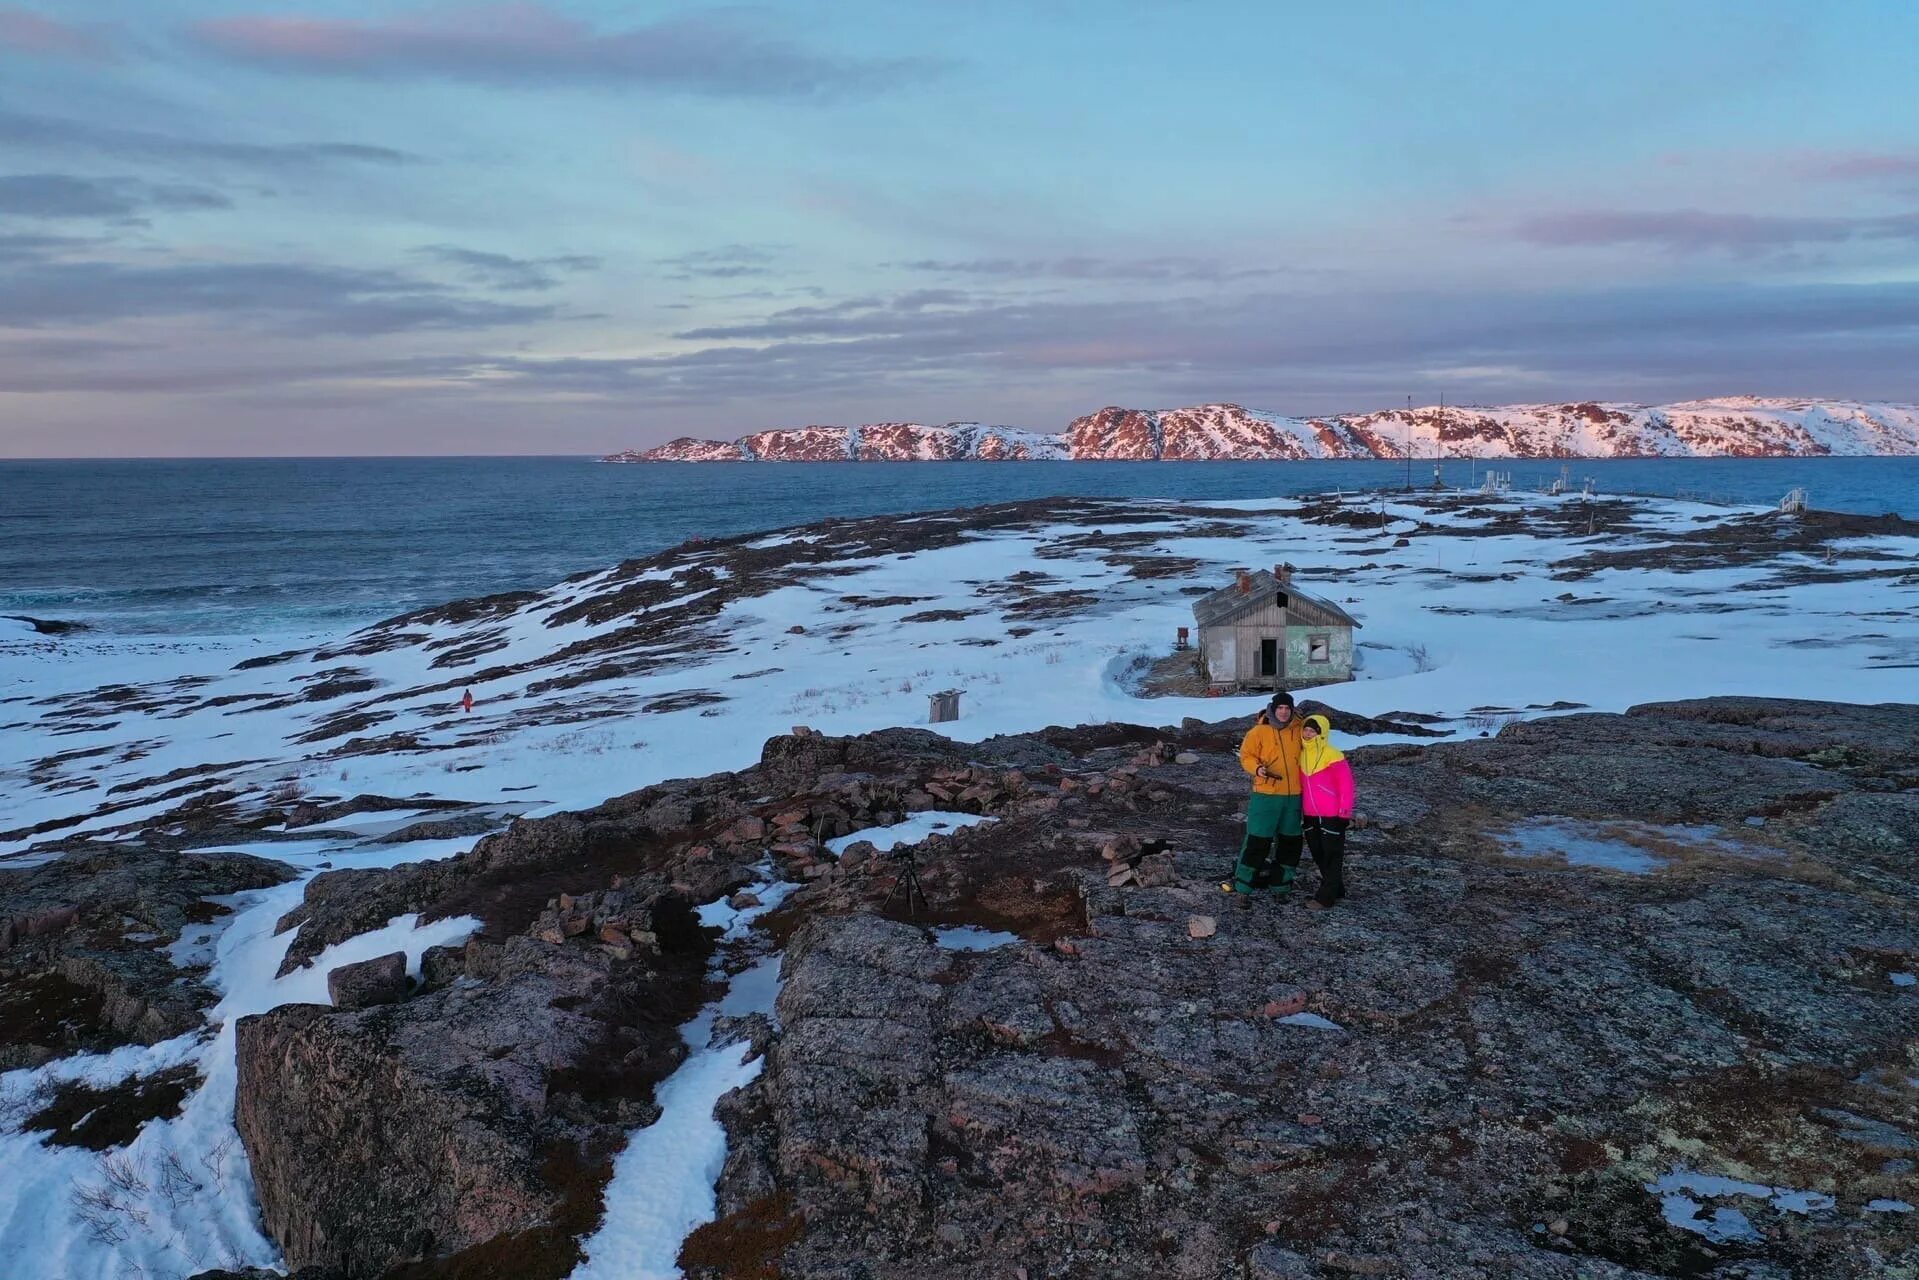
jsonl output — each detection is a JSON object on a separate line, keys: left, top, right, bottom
{"left": 1259, "top": 637, "right": 1279, "bottom": 678}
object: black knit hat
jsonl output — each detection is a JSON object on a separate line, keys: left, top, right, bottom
{"left": 1269, "top": 691, "right": 1295, "bottom": 710}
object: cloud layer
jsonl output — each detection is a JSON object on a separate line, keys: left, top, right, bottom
{"left": 192, "top": 4, "right": 941, "bottom": 97}
{"left": 0, "top": 255, "right": 556, "bottom": 334}
{"left": 0, "top": 7, "right": 110, "bottom": 59}
{"left": 1516, "top": 208, "right": 1919, "bottom": 256}
{"left": 0, "top": 109, "right": 417, "bottom": 170}
{"left": 0, "top": 173, "right": 230, "bottom": 220}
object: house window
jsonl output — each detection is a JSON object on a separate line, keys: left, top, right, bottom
{"left": 1308, "top": 634, "right": 1331, "bottom": 664}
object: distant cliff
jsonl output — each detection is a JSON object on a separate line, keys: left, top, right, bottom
{"left": 602, "top": 397, "right": 1919, "bottom": 461}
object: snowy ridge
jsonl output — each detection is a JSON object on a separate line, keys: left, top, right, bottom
{"left": 618, "top": 422, "right": 1068, "bottom": 462}
{"left": 605, "top": 397, "right": 1919, "bottom": 461}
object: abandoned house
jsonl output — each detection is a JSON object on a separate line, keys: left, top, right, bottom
{"left": 1193, "top": 565, "right": 1361, "bottom": 690}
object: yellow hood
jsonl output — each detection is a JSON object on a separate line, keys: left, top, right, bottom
{"left": 1300, "top": 714, "right": 1345, "bottom": 773}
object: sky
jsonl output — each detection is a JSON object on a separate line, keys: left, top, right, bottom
{"left": 0, "top": 1, "right": 1916, "bottom": 457}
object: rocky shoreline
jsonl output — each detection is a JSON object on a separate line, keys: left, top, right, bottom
{"left": 6, "top": 696, "right": 1915, "bottom": 1278}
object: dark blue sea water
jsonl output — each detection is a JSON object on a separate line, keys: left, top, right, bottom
{"left": 4, "top": 456, "right": 1915, "bottom": 637}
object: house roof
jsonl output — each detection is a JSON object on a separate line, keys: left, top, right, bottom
{"left": 1192, "top": 569, "right": 1363, "bottom": 629}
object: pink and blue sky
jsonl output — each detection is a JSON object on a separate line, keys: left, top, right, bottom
{"left": 1, "top": 0, "right": 1916, "bottom": 456}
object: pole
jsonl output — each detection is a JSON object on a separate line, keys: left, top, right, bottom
{"left": 1404, "top": 395, "right": 1412, "bottom": 492}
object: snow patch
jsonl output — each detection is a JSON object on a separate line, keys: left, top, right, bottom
{"left": 1646, "top": 1167, "right": 1840, "bottom": 1243}
{"left": 825, "top": 811, "right": 995, "bottom": 856}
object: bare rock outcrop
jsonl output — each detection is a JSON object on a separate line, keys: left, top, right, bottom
{"left": 689, "top": 698, "right": 1919, "bottom": 1279}
{"left": 325, "top": 951, "right": 406, "bottom": 1009}
{"left": 237, "top": 946, "right": 617, "bottom": 1277}
{"left": 216, "top": 698, "right": 1919, "bottom": 1279}
{"left": 0, "top": 847, "right": 295, "bottom": 1068}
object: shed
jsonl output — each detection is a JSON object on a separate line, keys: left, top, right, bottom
{"left": 1193, "top": 565, "right": 1361, "bottom": 690}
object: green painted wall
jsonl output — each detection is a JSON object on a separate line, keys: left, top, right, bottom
{"left": 1286, "top": 624, "right": 1354, "bottom": 681}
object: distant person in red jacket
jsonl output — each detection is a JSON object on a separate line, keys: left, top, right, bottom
{"left": 1297, "top": 714, "right": 1356, "bottom": 909}
{"left": 461, "top": 688, "right": 474, "bottom": 714}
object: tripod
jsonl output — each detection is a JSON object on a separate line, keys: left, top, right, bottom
{"left": 881, "top": 846, "right": 929, "bottom": 917}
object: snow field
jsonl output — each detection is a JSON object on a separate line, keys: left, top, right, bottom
{"left": 8, "top": 491, "right": 1918, "bottom": 864}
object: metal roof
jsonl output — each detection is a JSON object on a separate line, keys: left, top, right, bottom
{"left": 1192, "top": 569, "right": 1362, "bottom": 629}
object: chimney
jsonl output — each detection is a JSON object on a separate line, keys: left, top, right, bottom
{"left": 1234, "top": 568, "right": 1252, "bottom": 594}
{"left": 1275, "top": 563, "right": 1293, "bottom": 585}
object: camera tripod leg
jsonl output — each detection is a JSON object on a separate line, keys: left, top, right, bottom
{"left": 882, "top": 852, "right": 929, "bottom": 917}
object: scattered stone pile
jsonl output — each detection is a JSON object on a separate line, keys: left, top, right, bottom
{"left": 529, "top": 879, "right": 664, "bottom": 960}
{"left": 1097, "top": 834, "right": 1178, "bottom": 889}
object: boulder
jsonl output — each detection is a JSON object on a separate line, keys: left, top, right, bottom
{"left": 325, "top": 951, "right": 406, "bottom": 1009}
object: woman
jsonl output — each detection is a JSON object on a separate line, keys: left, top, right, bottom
{"left": 1224, "top": 692, "right": 1304, "bottom": 898}
{"left": 1298, "top": 714, "right": 1356, "bottom": 909}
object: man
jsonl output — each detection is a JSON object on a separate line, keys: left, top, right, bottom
{"left": 1225, "top": 691, "right": 1305, "bottom": 898}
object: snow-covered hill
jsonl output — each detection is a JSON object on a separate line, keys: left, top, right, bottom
{"left": 616, "top": 422, "right": 1068, "bottom": 462}
{"left": 606, "top": 397, "right": 1919, "bottom": 461}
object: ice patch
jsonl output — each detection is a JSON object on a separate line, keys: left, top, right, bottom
{"left": 1495, "top": 818, "right": 1771, "bottom": 875}
{"left": 1499, "top": 818, "right": 1661, "bottom": 874}
{"left": 1646, "top": 1167, "right": 1839, "bottom": 1241}
{"left": 1890, "top": 972, "right": 1916, "bottom": 987}
{"left": 1770, "top": 1189, "right": 1836, "bottom": 1214}
{"left": 1276, "top": 1012, "right": 1345, "bottom": 1031}
{"left": 826, "top": 811, "right": 995, "bottom": 856}
{"left": 1865, "top": 1198, "right": 1914, "bottom": 1213}
{"left": 933, "top": 926, "right": 1020, "bottom": 951}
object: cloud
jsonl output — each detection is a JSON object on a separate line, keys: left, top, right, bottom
{"left": 0, "top": 8, "right": 110, "bottom": 59}
{"left": 654, "top": 243, "right": 784, "bottom": 280}
{"left": 0, "top": 348, "right": 479, "bottom": 394}
{"left": 416, "top": 245, "right": 599, "bottom": 291}
{"left": 896, "top": 255, "right": 1289, "bottom": 283}
{"left": 1794, "top": 150, "right": 1919, "bottom": 183}
{"left": 0, "top": 174, "right": 231, "bottom": 221}
{"left": 0, "top": 231, "right": 96, "bottom": 262}
{"left": 0, "top": 257, "right": 557, "bottom": 334}
{"left": 454, "top": 278, "right": 1919, "bottom": 413}
{"left": 1513, "top": 208, "right": 1919, "bottom": 256}
{"left": 191, "top": 4, "right": 943, "bottom": 97}
{"left": 9, "top": 276, "right": 1918, "bottom": 453}
{"left": 0, "top": 109, "right": 418, "bottom": 170}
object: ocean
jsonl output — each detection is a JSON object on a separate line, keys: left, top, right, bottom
{"left": 4, "top": 455, "right": 1916, "bottom": 638}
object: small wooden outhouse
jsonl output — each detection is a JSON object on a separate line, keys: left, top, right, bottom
{"left": 1193, "top": 565, "right": 1360, "bottom": 690}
